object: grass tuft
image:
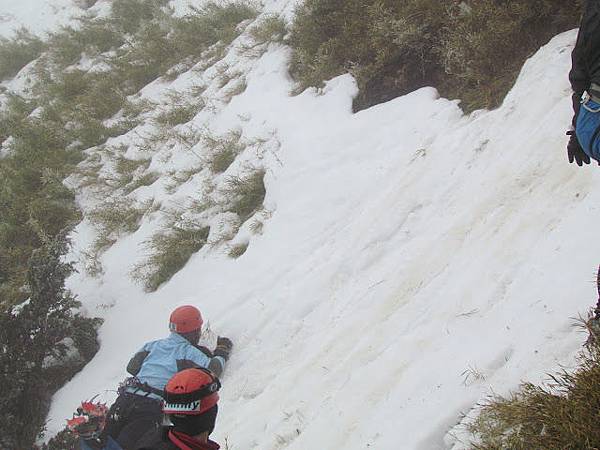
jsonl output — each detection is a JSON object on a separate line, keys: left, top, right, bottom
{"left": 132, "top": 224, "right": 210, "bottom": 292}
{"left": 224, "top": 168, "right": 266, "bottom": 222}
{"left": 469, "top": 318, "right": 600, "bottom": 449}
{"left": 87, "top": 199, "right": 145, "bottom": 252}
{"left": 248, "top": 14, "right": 287, "bottom": 45}
{"left": 204, "top": 129, "right": 244, "bottom": 173}
{"left": 228, "top": 242, "right": 249, "bottom": 258}
{"left": 155, "top": 101, "right": 202, "bottom": 127}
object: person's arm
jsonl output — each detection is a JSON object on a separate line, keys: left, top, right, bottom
{"left": 180, "top": 337, "right": 232, "bottom": 377}
{"left": 208, "top": 336, "right": 233, "bottom": 377}
{"left": 177, "top": 344, "right": 221, "bottom": 377}
{"left": 126, "top": 346, "right": 150, "bottom": 376}
{"left": 567, "top": 4, "right": 594, "bottom": 165}
{"left": 570, "top": 25, "right": 589, "bottom": 127}
{"left": 569, "top": 2, "right": 598, "bottom": 125}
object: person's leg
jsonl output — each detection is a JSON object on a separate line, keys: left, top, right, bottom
{"left": 103, "top": 394, "right": 135, "bottom": 442}
{"left": 115, "top": 396, "right": 163, "bottom": 449}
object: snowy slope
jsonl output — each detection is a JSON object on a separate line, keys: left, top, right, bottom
{"left": 0, "top": 0, "right": 84, "bottom": 37}
{"left": 3, "top": 2, "right": 600, "bottom": 450}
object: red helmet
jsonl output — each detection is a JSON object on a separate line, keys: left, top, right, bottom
{"left": 163, "top": 368, "right": 220, "bottom": 415}
{"left": 169, "top": 305, "right": 203, "bottom": 334}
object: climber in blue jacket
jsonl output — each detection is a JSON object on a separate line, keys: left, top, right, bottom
{"left": 74, "top": 305, "right": 232, "bottom": 450}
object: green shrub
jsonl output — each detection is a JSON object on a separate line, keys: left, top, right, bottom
{"left": 121, "top": 97, "right": 156, "bottom": 120}
{"left": 107, "top": 2, "right": 257, "bottom": 91}
{"left": 76, "top": 17, "right": 125, "bottom": 54}
{"left": 469, "top": 331, "right": 600, "bottom": 449}
{"left": 204, "top": 129, "right": 244, "bottom": 173}
{"left": 133, "top": 224, "right": 210, "bottom": 291}
{"left": 46, "top": 29, "right": 84, "bottom": 67}
{"left": 442, "top": 0, "right": 580, "bottom": 111}
{"left": 155, "top": 103, "right": 200, "bottom": 127}
{"left": 110, "top": 0, "right": 170, "bottom": 34}
{"left": 88, "top": 199, "right": 145, "bottom": 252}
{"left": 0, "top": 28, "right": 45, "bottom": 80}
{"left": 224, "top": 169, "right": 266, "bottom": 222}
{"left": 74, "top": 72, "right": 127, "bottom": 120}
{"left": 0, "top": 93, "right": 36, "bottom": 143}
{"left": 37, "top": 69, "right": 127, "bottom": 148}
{"left": 27, "top": 170, "right": 82, "bottom": 238}
{"left": 0, "top": 109, "right": 80, "bottom": 308}
{"left": 123, "top": 171, "right": 160, "bottom": 194}
{"left": 39, "top": 74, "right": 132, "bottom": 148}
{"left": 171, "top": 2, "right": 259, "bottom": 59}
{"left": 290, "top": 0, "right": 446, "bottom": 109}
{"left": 239, "top": 14, "right": 287, "bottom": 58}
{"left": 289, "top": 0, "right": 580, "bottom": 112}
{"left": 47, "top": 17, "right": 124, "bottom": 68}
{"left": 42, "top": 428, "right": 78, "bottom": 450}
{"left": 248, "top": 14, "right": 287, "bottom": 46}
{"left": 112, "top": 155, "right": 152, "bottom": 188}
{"left": 0, "top": 234, "right": 101, "bottom": 449}
{"left": 110, "top": 21, "right": 176, "bottom": 92}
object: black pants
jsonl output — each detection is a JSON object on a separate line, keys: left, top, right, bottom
{"left": 104, "top": 393, "right": 163, "bottom": 450}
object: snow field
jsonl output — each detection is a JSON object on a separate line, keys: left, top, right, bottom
{"left": 2, "top": 1, "right": 599, "bottom": 449}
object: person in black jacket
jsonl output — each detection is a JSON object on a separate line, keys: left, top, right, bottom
{"left": 568, "top": 0, "right": 600, "bottom": 166}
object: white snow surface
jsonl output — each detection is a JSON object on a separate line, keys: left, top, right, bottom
{"left": 4, "top": 1, "right": 598, "bottom": 448}
{"left": 0, "top": 0, "right": 84, "bottom": 37}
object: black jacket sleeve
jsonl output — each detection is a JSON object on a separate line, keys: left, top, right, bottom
{"left": 569, "top": 1, "right": 600, "bottom": 126}
{"left": 126, "top": 350, "right": 150, "bottom": 376}
{"left": 569, "top": 20, "right": 590, "bottom": 127}
{"left": 570, "top": 25, "right": 588, "bottom": 126}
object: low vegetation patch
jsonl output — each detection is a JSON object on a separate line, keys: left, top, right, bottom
{"left": 112, "top": 155, "right": 152, "bottom": 187}
{"left": 469, "top": 332, "right": 600, "bottom": 449}
{"left": 110, "top": 0, "right": 170, "bottom": 34}
{"left": 124, "top": 171, "right": 160, "bottom": 194}
{"left": 172, "top": 2, "right": 259, "bottom": 60}
{"left": 87, "top": 199, "right": 145, "bottom": 252}
{"left": 155, "top": 102, "right": 201, "bottom": 127}
{"left": 248, "top": 14, "right": 287, "bottom": 46}
{"left": 224, "top": 169, "right": 266, "bottom": 222}
{"left": 228, "top": 242, "right": 249, "bottom": 258}
{"left": 46, "top": 18, "right": 124, "bottom": 68}
{"left": 204, "top": 129, "right": 244, "bottom": 173}
{"left": 0, "top": 28, "right": 45, "bottom": 80}
{"left": 133, "top": 224, "right": 211, "bottom": 292}
{"left": 240, "top": 14, "right": 288, "bottom": 57}
{"left": 289, "top": 0, "right": 580, "bottom": 112}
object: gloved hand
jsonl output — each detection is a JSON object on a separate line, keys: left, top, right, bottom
{"left": 567, "top": 130, "right": 591, "bottom": 166}
{"left": 214, "top": 336, "right": 233, "bottom": 361}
